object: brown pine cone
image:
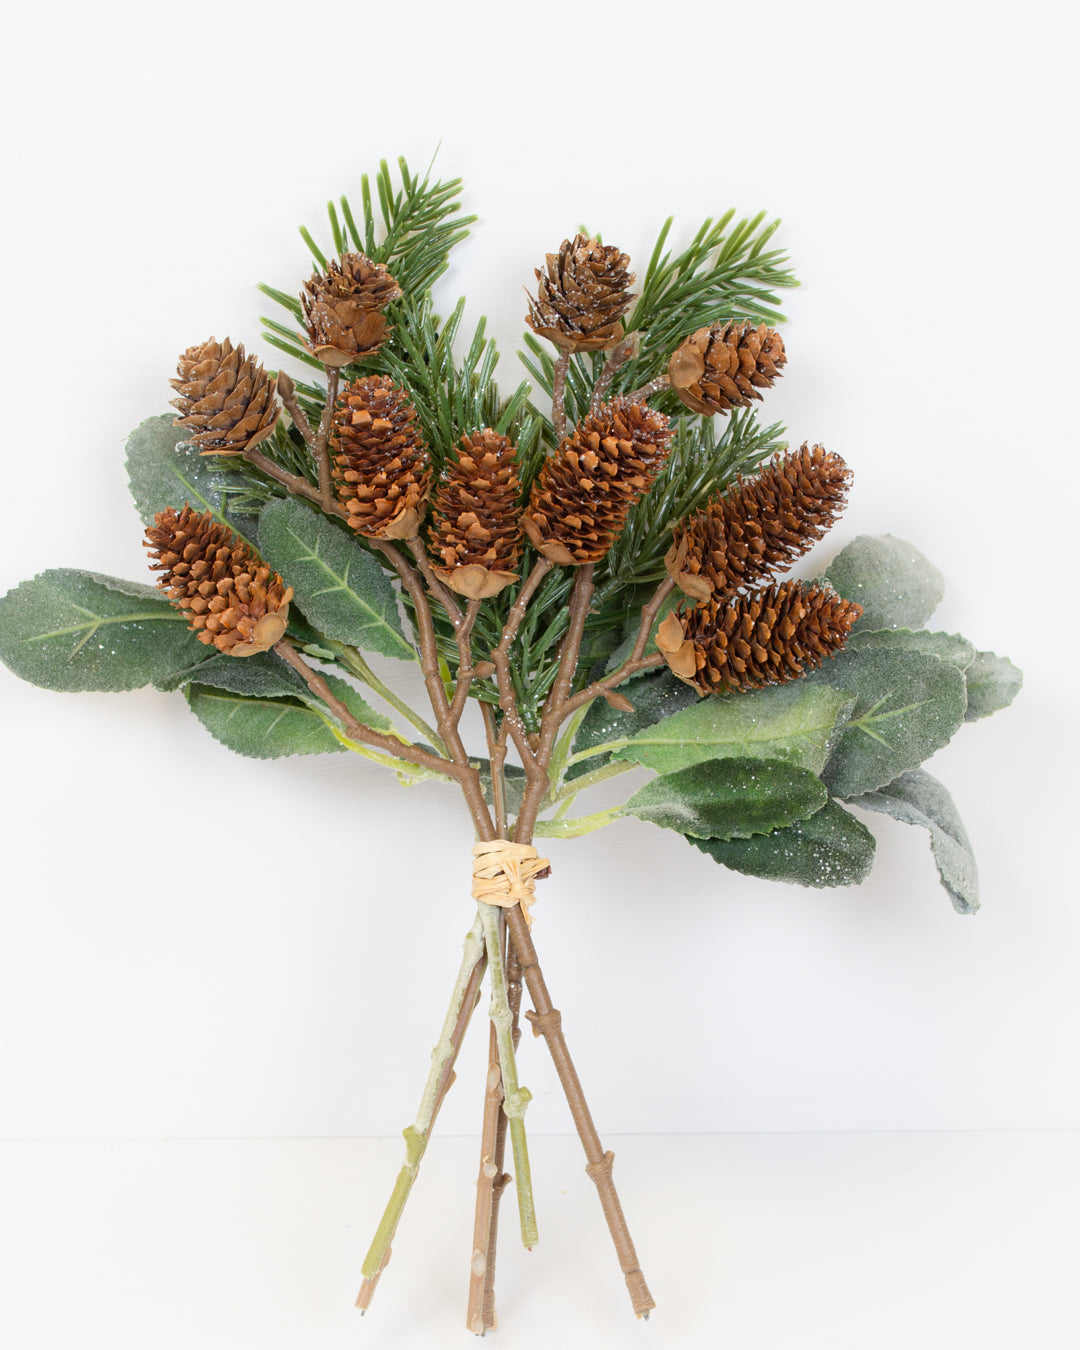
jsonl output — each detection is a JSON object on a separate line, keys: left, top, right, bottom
{"left": 656, "top": 581, "right": 861, "bottom": 695}
{"left": 668, "top": 322, "right": 786, "bottom": 417}
{"left": 666, "top": 445, "right": 851, "bottom": 601}
{"left": 171, "top": 338, "right": 281, "bottom": 457}
{"left": 525, "top": 235, "right": 636, "bottom": 352}
{"left": 330, "top": 375, "right": 431, "bottom": 539}
{"left": 300, "top": 252, "right": 402, "bottom": 367}
{"left": 428, "top": 430, "right": 523, "bottom": 598}
{"left": 523, "top": 399, "right": 674, "bottom": 565}
{"left": 145, "top": 504, "right": 293, "bottom": 656}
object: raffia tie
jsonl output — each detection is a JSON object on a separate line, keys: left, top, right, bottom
{"left": 471, "top": 839, "right": 550, "bottom": 927}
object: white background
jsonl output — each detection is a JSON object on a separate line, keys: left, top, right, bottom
{"left": 1, "top": 0, "right": 1076, "bottom": 1148}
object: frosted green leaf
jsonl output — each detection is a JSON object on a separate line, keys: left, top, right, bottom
{"left": 848, "top": 628, "right": 975, "bottom": 671}
{"left": 964, "top": 650, "right": 1022, "bottom": 721}
{"left": 688, "top": 801, "right": 876, "bottom": 888}
{"left": 807, "top": 649, "right": 967, "bottom": 799}
{"left": 621, "top": 757, "right": 828, "bottom": 840}
{"left": 185, "top": 685, "right": 345, "bottom": 759}
{"left": 258, "top": 497, "right": 415, "bottom": 662}
{"left": 852, "top": 768, "right": 979, "bottom": 913}
{"left": 186, "top": 666, "right": 392, "bottom": 760}
{"left": 125, "top": 414, "right": 249, "bottom": 531}
{"left": 824, "top": 534, "right": 944, "bottom": 631}
{"left": 0, "top": 569, "right": 211, "bottom": 692}
{"left": 611, "top": 681, "right": 856, "bottom": 776}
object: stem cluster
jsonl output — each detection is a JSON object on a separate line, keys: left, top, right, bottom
{"left": 262, "top": 349, "right": 667, "bottom": 1331}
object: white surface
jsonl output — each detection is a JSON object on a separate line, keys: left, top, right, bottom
{"left": 1, "top": 0, "right": 1078, "bottom": 1140}
{"left": 1, "top": 1132, "right": 1075, "bottom": 1349}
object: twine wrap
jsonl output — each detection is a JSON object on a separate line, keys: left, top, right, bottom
{"left": 471, "top": 840, "right": 550, "bottom": 926}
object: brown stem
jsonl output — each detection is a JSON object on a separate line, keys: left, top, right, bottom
{"left": 242, "top": 446, "right": 345, "bottom": 516}
{"left": 477, "top": 919, "right": 524, "bottom": 1332}
{"left": 625, "top": 373, "right": 671, "bottom": 403}
{"left": 371, "top": 540, "right": 493, "bottom": 839}
{"left": 466, "top": 913, "right": 510, "bottom": 1335}
{"left": 406, "top": 535, "right": 463, "bottom": 631}
{"left": 448, "top": 598, "right": 482, "bottom": 726}
{"left": 556, "top": 577, "right": 674, "bottom": 722}
{"left": 313, "top": 366, "right": 339, "bottom": 500}
{"left": 505, "top": 904, "right": 654, "bottom": 1320}
{"left": 590, "top": 337, "right": 636, "bottom": 413}
{"left": 513, "top": 563, "right": 594, "bottom": 842}
{"left": 481, "top": 703, "right": 509, "bottom": 840}
{"left": 275, "top": 369, "right": 314, "bottom": 445}
{"left": 552, "top": 350, "right": 570, "bottom": 441}
{"left": 274, "top": 636, "right": 456, "bottom": 781}
{"left": 489, "top": 558, "right": 553, "bottom": 784}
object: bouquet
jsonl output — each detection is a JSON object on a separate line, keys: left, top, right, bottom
{"left": 0, "top": 157, "right": 1021, "bottom": 1333}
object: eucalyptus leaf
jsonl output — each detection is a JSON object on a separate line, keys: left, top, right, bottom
{"left": 851, "top": 768, "right": 979, "bottom": 913}
{"left": 621, "top": 757, "right": 828, "bottom": 840}
{"left": 612, "top": 681, "right": 856, "bottom": 776}
{"left": 0, "top": 569, "right": 211, "bottom": 692}
{"left": 258, "top": 497, "right": 415, "bottom": 662}
{"left": 824, "top": 535, "right": 944, "bottom": 631}
{"left": 688, "top": 800, "right": 876, "bottom": 888}
{"left": 848, "top": 627, "right": 975, "bottom": 671}
{"left": 807, "top": 649, "right": 967, "bottom": 799}
{"left": 125, "top": 414, "right": 251, "bottom": 534}
{"left": 964, "top": 650, "right": 1023, "bottom": 722}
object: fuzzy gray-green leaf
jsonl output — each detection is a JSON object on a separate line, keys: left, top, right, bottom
{"left": 185, "top": 686, "right": 344, "bottom": 759}
{"left": 0, "top": 569, "right": 211, "bottom": 692}
{"left": 125, "top": 414, "right": 249, "bottom": 530}
{"left": 621, "top": 757, "right": 828, "bottom": 840}
{"left": 808, "top": 649, "right": 967, "bottom": 799}
{"left": 258, "top": 497, "right": 415, "bottom": 662}
{"left": 825, "top": 534, "right": 944, "bottom": 631}
{"left": 688, "top": 800, "right": 876, "bottom": 887}
{"left": 185, "top": 666, "right": 392, "bottom": 760}
{"left": 963, "top": 650, "right": 1023, "bottom": 721}
{"left": 848, "top": 627, "right": 975, "bottom": 671}
{"left": 611, "top": 681, "right": 855, "bottom": 776}
{"left": 851, "top": 768, "right": 979, "bottom": 913}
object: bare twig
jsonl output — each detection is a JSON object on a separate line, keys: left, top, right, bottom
{"left": 242, "top": 446, "right": 344, "bottom": 515}
{"left": 625, "top": 373, "right": 671, "bottom": 403}
{"left": 448, "top": 598, "right": 482, "bottom": 726}
{"left": 505, "top": 906, "right": 654, "bottom": 1319}
{"left": 590, "top": 336, "right": 636, "bottom": 413}
{"left": 275, "top": 369, "right": 314, "bottom": 445}
{"left": 312, "top": 366, "right": 339, "bottom": 500}
{"left": 274, "top": 636, "right": 456, "bottom": 781}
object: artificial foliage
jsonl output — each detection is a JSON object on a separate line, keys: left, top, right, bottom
{"left": 0, "top": 157, "right": 1022, "bottom": 1334}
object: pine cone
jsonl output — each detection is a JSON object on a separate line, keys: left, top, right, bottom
{"left": 428, "top": 430, "right": 523, "bottom": 598}
{"left": 145, "top": 504, "right": 293, "bottom": 656}
{"left": 331, "top": 375, "right": 431, "bottom": 539}
{"left": 300, "top": 252, "right": 402, "bottom": 367}
{"left": 525, "top": 235, "right": 636, "bottom": 352}
{"left": 656, "top": 581, "right": 861, "bottom": 694}
{"left": 170, "top": 338, "right": 281, "bottom": 456}
{"left": 667, "top": 445, "right": 851, "bottom": 601}
{"left": 668, "top": 322, "right": 786, "bottom": 417}
{"left": 523, "top": 399, "right": 674, "bottom": 565}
